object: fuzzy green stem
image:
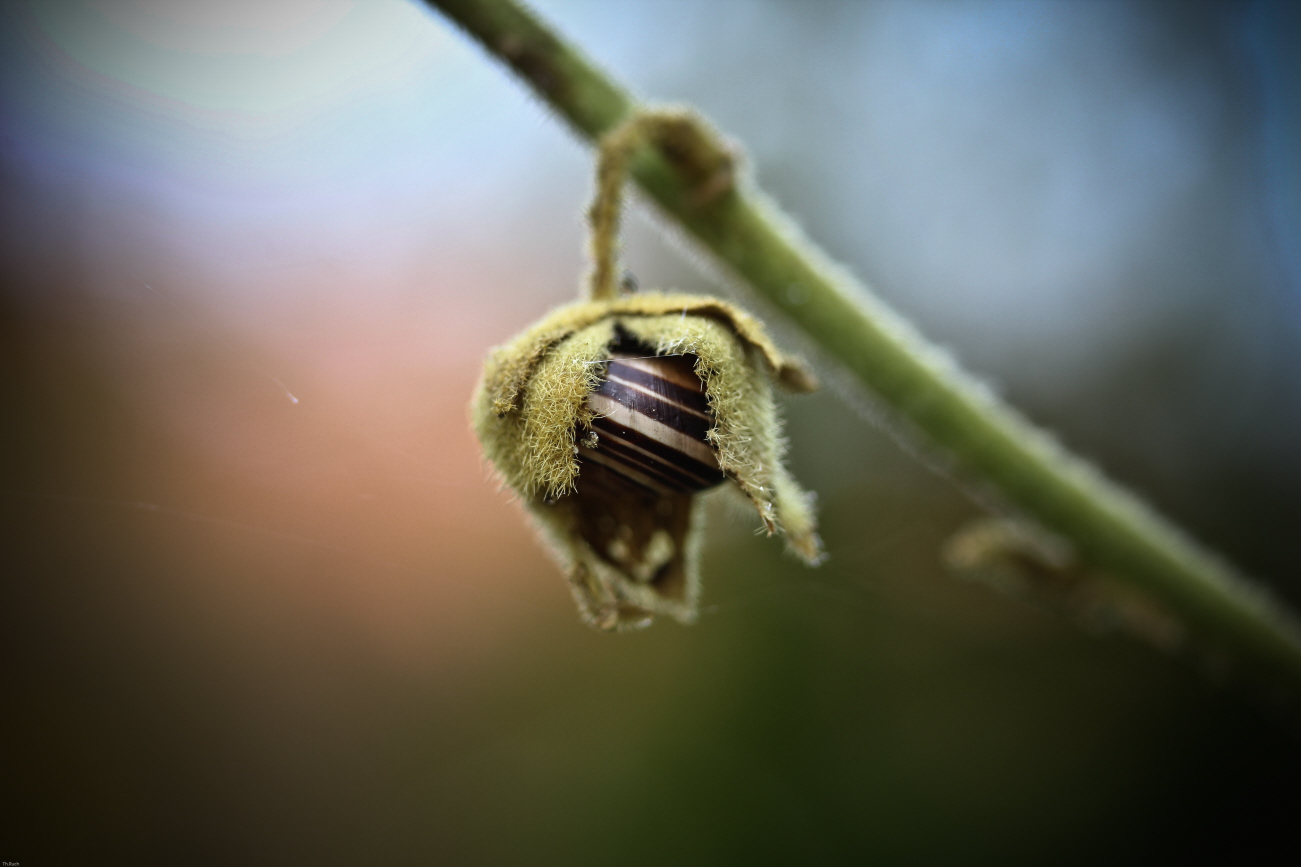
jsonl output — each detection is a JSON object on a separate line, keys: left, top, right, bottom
{"left": 425, "top": 0, "right": 1301, "bottom": 687}
{"left": 588, "top": 111, "right": 736, "bottom": 301}
{"left": 586, "top": 116, "right": 640, "bottom": 301}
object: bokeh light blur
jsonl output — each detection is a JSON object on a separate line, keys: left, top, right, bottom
{"left": 3, "top": 1, "right": 1301, "bottom": 863}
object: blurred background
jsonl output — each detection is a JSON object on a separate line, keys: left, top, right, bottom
{"left": 3, "top": 0, "right": 1301, "bottom": 863}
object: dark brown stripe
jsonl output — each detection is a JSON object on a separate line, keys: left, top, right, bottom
{"left": 592, "top": 433, "right": 717, "bottom": 491}
{"left": 593, "top": 379, "right": 713, "bottom": 440}
{"left": 579, "top": 448, "right": 678, "bottom": 495}
{"left": 601, "top": 371, "right": 710, "bottom": 421}
{"left": 607, "top": 360, "right": 710, "bottom": 408}
{"left": 581, "top": 444, "right": 695, "bottom": 493}
{"left": 591, "top": 417, "right": 726, "bottom": 487}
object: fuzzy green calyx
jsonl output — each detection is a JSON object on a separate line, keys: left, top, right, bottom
{"left": 472, "top": 291, "right": 822, "bottom": 630}
{"left": 471, "top": 108, "right": 820, "bottom": 630}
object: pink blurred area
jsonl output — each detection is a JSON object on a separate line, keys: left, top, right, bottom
{"left": 98, "top": 283, "right": 554, "bottom": 669}
{"left": 1, "top": 0, "right": 591, "bottom": 674}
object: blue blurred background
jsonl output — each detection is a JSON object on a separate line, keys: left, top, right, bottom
{"left": 3, "top": 1, "right": 1300, "bottom": 863}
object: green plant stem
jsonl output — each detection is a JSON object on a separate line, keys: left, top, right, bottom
{"left": 426, "top": 0, "right": 1301, "bottom": 686}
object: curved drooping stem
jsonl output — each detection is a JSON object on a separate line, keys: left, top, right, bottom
{"left": 585, "top": 116, "right": 639, "bottom": 301}
{"left": 588, "top": 111, "right": 734, "bottom": 301}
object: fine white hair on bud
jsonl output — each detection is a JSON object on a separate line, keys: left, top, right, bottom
{"left": 471, "top": 293, "right": 822, "bottom": 630}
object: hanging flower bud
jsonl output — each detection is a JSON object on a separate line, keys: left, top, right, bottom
{"left": 469, "top": 107, "right": 822, "bottom": 631}
{"left": 472, "top": 292, "right": 822, "bottom": 630}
